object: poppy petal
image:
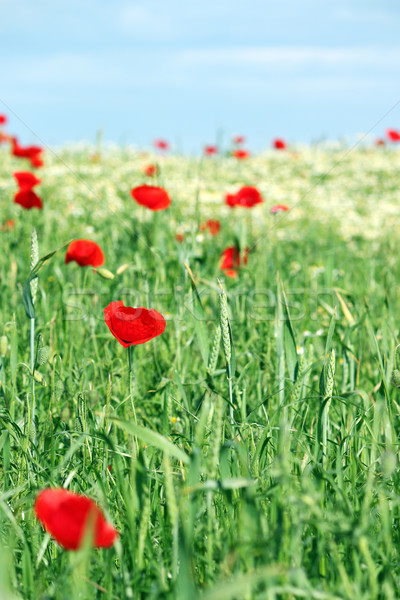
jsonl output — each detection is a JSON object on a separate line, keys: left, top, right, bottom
{"left": 270, "top": 204, "right": 290, "bottom": 214}
{"left": 232, "top": 149, "right": 250, "bottom": 159}
{"left": 225, "top": 186, "right": 263, "bottom": 208}
{"left": 13, "top": 171, "right": 41, "bottom": 190}
{"left": 273, "top": 138, "right": 287, "bottom": 150}
{"left": 14, "top": 189, "right": 42, "bottom": 210}
{"left": 35, "top": 488, "right": 118, "bottom": 551}
{"left": 131, "top": 185, "right": 171, "bottom": 211}
{"left": 65, "top": 240, "right": 105, "bottom": 267}
{"left": 104, "top": 301, "right": 166, "bottom": 347}
{"left": 386, "top": 128, "right": 400, "bottom": 142}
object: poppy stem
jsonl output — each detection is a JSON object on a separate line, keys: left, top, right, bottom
{"left": 128, "top": 345, "right": 137, "bottom": 426}
{"left": 30, "top": 317, "right": 35, "bottom": 397}
{"left": 30, "top": 316, "right": 36, "bottom": 446}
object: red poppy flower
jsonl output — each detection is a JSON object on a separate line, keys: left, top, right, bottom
{"left": 270, "top": 204, "right": 289, "bottom": 214}
{"left": 14, "top": 189, "right": 42, "bottom": 210}
{"left": 273, "top": 138, "right": 287, "bottom": 150}
{"left": 0, "top": 132, "right": 9, "bottom": 144}
{"left": 11, "top": 137, "right": 44, "bottom": 167}
{"left": 0, "top": 114, "right": 7, "bottom": 125}
{"left": 204, "top": 145, "right": 218, "bottom": 156}
{"left": 232, "top": 135, "right": 245, "bottom": 145}
{"left": 225, "top": 194, "right": 237, "bottom": 208}
{"left": 224, "top": 269, "right": 238, "bottom": 278}
{"left": 34, "top": 488, "right": 118, "bottom": 551}
{"left": 386, "top": 129, "right": 400, "bottom": 142}
{"left": 143, "top": 164, "right": 158, "bottom": 177}
{"left": 375, "top": 138, "right": 385, "bottom": 147}
{"left": 30, "top": 152, "right": 44, "bottom": 168}
{"left": 153, "top": 139, "right": 169, "bottom": 150}
{"left": 225, "top": 186, "right": 263, "bottom": 208}
{"left": 232, "top": 149, "right": 250, "bottom": 159}
{"left": 221, "top": 247, "right": 239, "bottom": 270}
{"left": 131, "top": 185, "right": 171, "bottom": 211}
{"left": 104, "top": 301, "right": 166, "bottom": 347}
{"left": 235, "top": 186, "right": 263, "bottom": 208}
{"left": 176, "top": 233, "right": 185, "bottom": 242}
{"left": 14, "top": 171, "right": 41, "bottom": 191}
{"left": 11, "top": 137, "right": 41, "bottom": 158}
{"left": 221, "top": 246, "right": 248, "bottom": 271}
{"left": 65, "top": 240, "right": 105, "bottom": 267}
{"left": 1, "top": 219, "right": 15, "bottom": 231}
{"left": 200, "top": 219, "right": 221, "bottom": 235}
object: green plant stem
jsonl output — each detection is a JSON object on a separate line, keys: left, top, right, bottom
{"left": 128, "top": 345, "right": 138, "bottom": 455}
{"left": 227, "top": 361, "right": 234, "bottom": 425}
{"left": 30, "top": 317, "right": 36, "bottom": 447}
{"left": 128, "top": 346, "right": 137, "bottom": 424}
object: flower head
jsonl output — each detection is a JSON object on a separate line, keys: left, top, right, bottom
{"left": 143, "top": 164, "right": 158, "bottom": 177}
{"left": 65, "top": 240, "right": 105, "bottom": 267}
{"left": 270, "top": 204, "right": 289, "bottom": 214}
{"left": 232, "top": 135, "right": 245, "bottom": 145}
{"left": 1, "top": 219, "right": 15, "bottom": 231}
{"left": 104, "top": 301, "right": 166, "bottom": 347}
{"left": 223, "top": 269, "right": 238, "bottom": 278}
{"left": 200, "top": 219, "right": 221, "bottom": 235}
{"left": 131, "top": 185, "right": 171, "bottom": 211}
{"left": 34, "top": 488, "right": 118, "bottom": 551}
{"left": 204, "top": 145, "right": 218, "bottom": 156}
{"left": 273, "top": 138, "right": 287, "bottom": 150}
{"left": 11, "top": 137, "right": 44, "bottom": 167}
{"left": 386, "top": 128, "right": 400, "bottom": 142}
{"left": 13, "top": 171, "right": 41, "bottom": 191}
{"left": 225, "top": 186, "right": 263, "bottom": 208}
{"left": 232, "top": 149, "right": 250, "bottom": 159}
{"left": 14, "top": 189, "right": 42, "bottom": 210}
{"left": 153, "top": 139, "right": 169, "bottom": 151}
{"left": 221, "top": 246, "right": 248, "bottom": 271}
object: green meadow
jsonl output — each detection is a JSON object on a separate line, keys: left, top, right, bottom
{"left": 1, "top": 143, "right": 400, "bottom": 599}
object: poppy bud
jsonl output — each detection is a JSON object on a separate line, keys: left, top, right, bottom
{"left": 95, "top": 267, "right": 114, "bottom": 280}
{"left": 34, "top": 371, "right": 46, "bottom": 386}
{"left": 116, "top": 263, "right": 130, "bottom": 275}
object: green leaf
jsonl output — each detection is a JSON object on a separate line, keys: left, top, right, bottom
{"left": 320, "top": 309, "right": 337, "bottom": 396}
{"left": 109, "top": 417, "right": 190, "bottom": 464}
{"left": 9, "top": 317, "right": 17, "bottom": 386}
{"left": 324, "top": 308, "right": 337, "bottom": 358}
{"left": 280, "top": 281, "right": 298, "bottom": 382}
{"left": 276, "top": 274, "right": 285, "bottom": 407}
{"left": 184, "top": 263, "right": 209, "bottom": 366}
{"left": 22, "top": 242, "right": 72, "bottom": 319}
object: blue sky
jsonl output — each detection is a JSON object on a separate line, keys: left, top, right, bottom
{"left": 1, "top": 0, "right": 400, "bottom": 151}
